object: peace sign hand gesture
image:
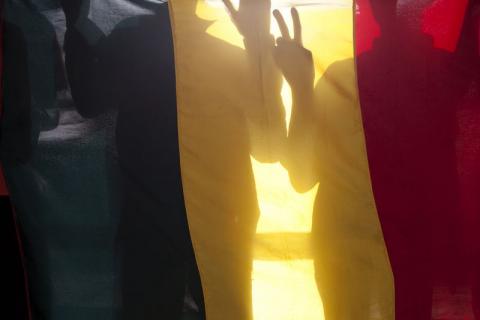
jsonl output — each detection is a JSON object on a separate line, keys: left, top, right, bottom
{"left": 273, "top": 8, "right": 314, "bottom": 93}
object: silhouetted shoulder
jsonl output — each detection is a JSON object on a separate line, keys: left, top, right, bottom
{"left": 317, "top": 59, "right": 358, "bottom": 103}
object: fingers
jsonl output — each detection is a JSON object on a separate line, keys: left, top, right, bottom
{"left": 291, "top": 8, "right": 302, "bottom": 44}
{"left": 274, "top": 8, "right": 302, "bottom": 43}
{"left": 273, "top": 9, "right": 291, "bottom": 40}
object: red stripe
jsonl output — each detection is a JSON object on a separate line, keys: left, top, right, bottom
{"left": 356, "top": 0, "right": 479, "bottom": 319}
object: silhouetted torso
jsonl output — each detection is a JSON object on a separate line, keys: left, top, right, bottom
{"left": 63, "top": 4, "right": 203, "bottom": 319}
{"left": 66, "top": 12, "right": 182, "bottom": 204}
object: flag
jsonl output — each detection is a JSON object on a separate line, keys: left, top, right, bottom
{"left": 1, "top": 0, "right": 479, "bottom": 319}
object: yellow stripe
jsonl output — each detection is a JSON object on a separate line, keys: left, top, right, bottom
{"left": 170, "top": 1, "right": 394, "bottom": 319}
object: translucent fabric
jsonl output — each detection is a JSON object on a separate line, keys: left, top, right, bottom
{"left": 170, "top": 1, "right": 393, "bottom": 319}
{"left": 1, "top": 0, "right": 479, "bottom": 320}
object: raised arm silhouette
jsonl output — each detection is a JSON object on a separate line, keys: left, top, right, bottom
{"left": 274, "top": 7, "right": 394, "bottom": 319}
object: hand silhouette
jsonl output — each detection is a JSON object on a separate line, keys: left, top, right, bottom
{"left": 273, "top": 8, "right": 314, "bottom": 93}
{"left": 222, "top": 0, "right": 271, "bottom": 41}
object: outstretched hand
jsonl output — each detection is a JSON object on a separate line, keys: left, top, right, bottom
{"left": 273, "top": 8, "right": 314, "bottom": 92}
{"left": 222, "top": 0, "right": 271, "bottom": 40}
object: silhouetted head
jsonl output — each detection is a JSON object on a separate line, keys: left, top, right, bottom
{"left": 475, "top": 0, "right": 480, "bottom": 55}
{"left": 468, "top": 0, "right": 480, "bottom": 23}
{"left": 369, "top": 0, "right": 397, "bottom": 30}
{"left": 459, "top": 0, "right": 480, "bottom": 55}
{"left": 474, "top": 0, "right": 480, "bottom": 30}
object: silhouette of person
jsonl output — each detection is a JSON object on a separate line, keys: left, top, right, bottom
{"left": 60, "top": 1, "right": 206, "bottom": 319}
{"left": 168, "top": 1, "right": 286, "bottom": 319}
{"left": 461, "top": 2, "right": 480, "bottom": 318}
{"left": 272, "top": 7, "right": 394, "bottom": 319}
{"left": 0, "top": 2, "right": 61, "bottom": 317}
{"left": 0, "top": 18, "right": 39, "bottom": 317}
{"left": 1, "top": 0, "right": 65, "bottom": 164}
{"left": 274, "top": 1, "right": 478, "bottom": 319}
{"left": 1, "top": 22, "right": 33, "bottom": 167}
{"left": 63, "top": 1, "right": 284, "bottom": 319}
{"left": 2, "top": 1, "right": 125, "bottom": 319}
{"left": 358, "top": 1, "right": 478, "bottom": 319}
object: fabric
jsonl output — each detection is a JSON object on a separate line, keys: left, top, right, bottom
{"left": 356, "top": 1, "right": 480, "bottom": 319}
{"left": 0, "top": 0, "right": 479, "bottom": 319}
{"left": 169, "top": 1, "right": 393, "bottom": 319}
